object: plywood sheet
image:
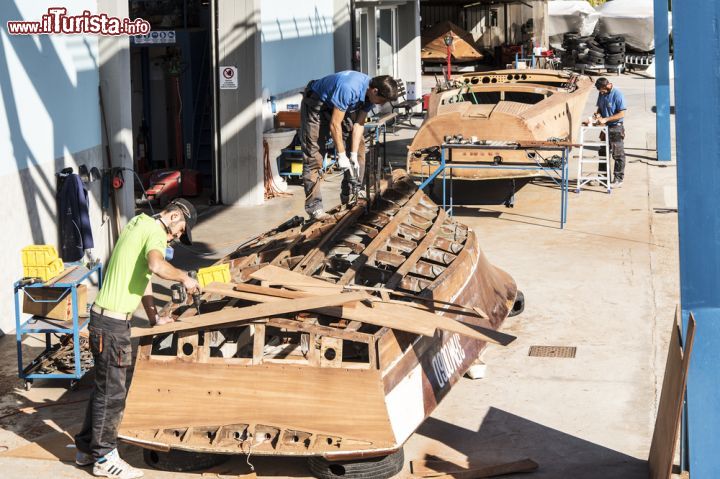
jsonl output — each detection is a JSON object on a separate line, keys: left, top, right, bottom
{"left": 120, "top": 361, "right": 394, "bottom": 445}
{"left": 0, "top": 427, "right": 79, "bottom": 462}
{"left": 648, "top": 310, "right": 696, "bottom": 479}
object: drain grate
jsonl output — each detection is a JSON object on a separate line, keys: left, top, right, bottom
{"left": 528, "top": 346, "right": 577, "bottom": 358}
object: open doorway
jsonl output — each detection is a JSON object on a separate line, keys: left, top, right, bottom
{"left": 353, "top": 4, "right": 399, "bottom": 77}
{"left": 128, "top": 0, "right": 214, "bottom": 207}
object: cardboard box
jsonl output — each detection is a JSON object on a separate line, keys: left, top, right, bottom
{"left": 275, "top": 111, "right": 301, "bottom": 129}
{"left": 23, "top": 285, "right": 88, "bottom": 321}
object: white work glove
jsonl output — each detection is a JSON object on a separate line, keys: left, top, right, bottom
{"left": 336, "top": 151, "right": 351, "bottom": 169}
{"left": 349, "top": 151, "right": 359, "bottom": 169}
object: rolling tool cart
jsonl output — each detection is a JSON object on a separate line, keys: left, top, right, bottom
{"left": 277, "top": 139, "right": 336, "bottom": 181}
{"left": 14, "top": 262, "right": 102, "bottom": 390}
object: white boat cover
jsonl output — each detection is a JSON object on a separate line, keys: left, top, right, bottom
{"left": 548, "top": 1, "right": 600, "bottom": 49}
{"left": 597, "top": 0, "right": 672, "bottom": 52}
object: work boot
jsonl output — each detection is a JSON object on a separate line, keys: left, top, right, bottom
{"left": 93, "top": 449, "right": 144, "bottom": 478}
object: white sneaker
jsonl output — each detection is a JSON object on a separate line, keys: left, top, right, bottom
{"left": 93, "top": 449, "right": 144, "bottom": 478}
{"left": 75, "top": 449, "right": 94, "bottom": 466}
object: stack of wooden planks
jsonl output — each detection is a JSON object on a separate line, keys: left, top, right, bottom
{"left": 131, "top": 265, "right": 516, "bottom": 347}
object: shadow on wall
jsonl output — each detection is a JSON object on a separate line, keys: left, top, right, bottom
{"left": 0, "top": 2, "right": 134, "bottom": 335}
{"left": 416, "top": 410, "right": 647, "bottom": 478}
{"left": 260, "top": 7, "right": 334, "bottom": 97}
{"left": 0, "top": 1, "right": 101, "bottom": 245}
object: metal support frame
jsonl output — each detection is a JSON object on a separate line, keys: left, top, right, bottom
{"left": 14, "top": 263, "right": 102, "bottom": 387}
{"left": 417, "top": 143, "right": 570, "bottom": 228}
{"left": 673, "top": 1, "right": 720, "bottom": 476}
{"left": 653, "top": 0, "right": 672, "bottom": 162}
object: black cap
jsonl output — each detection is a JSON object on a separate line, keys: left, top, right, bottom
{"left": 170, "top": 198, "right": 197, "bottom": 245}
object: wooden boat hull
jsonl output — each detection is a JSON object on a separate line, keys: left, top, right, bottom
{"left": 118, "top": 171, "right": 517, "bottom": 459}
{"left": 408, "top": 70, "right": 593, "bottom": 181}
{"left": 421, "top": 21, "right": 484, "bottom": 63}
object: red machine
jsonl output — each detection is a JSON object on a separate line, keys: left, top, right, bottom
{"left": 138, "top": 169, "right": 201, "bottom": 207}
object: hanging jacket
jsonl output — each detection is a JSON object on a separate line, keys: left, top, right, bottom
{"left": 58, "top": 173, "right": 94, "bottom": 262}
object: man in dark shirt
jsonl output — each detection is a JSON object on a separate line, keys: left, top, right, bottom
{"left": 301, "top": 71, "right": 399, "bottom": 219}
{"left": 594, "top": 77, "right": 628, "bottom": 187}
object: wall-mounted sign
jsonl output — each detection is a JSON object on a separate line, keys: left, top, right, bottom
{"left": 133, "top": 30, "right": 176, "bottom": 44}
{"left": 219, "top": 66, "right": 238, "bottom": 90}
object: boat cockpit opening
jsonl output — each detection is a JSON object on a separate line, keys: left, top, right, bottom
{"left": 443, "top": 90, "right": 548, "bottom": 106}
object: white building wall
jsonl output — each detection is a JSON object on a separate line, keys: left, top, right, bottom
{"left": 261, "top": 0, "right": 335, "bottom": 101}
{"left": 0, "top": 0, "right": 113, "bottom": 334}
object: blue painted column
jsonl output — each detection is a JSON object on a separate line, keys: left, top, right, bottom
{"left": 673, "top": 1, "right": 720, "bottom": 477}
{"left": 653, "top": 0, "right": 671, "bottom": 161}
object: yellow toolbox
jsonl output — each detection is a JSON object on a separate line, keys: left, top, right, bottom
{"left": 290, "top": 161, "right": 303, "bottom": 174}
{"left": 23, "top": 257, "right": 64, "bottom": 282}
{"left": 197, "top": 264, "right": 231, "bottom": 288}
{"left": 21, "top": 245, "right": 59, "bottom": 268}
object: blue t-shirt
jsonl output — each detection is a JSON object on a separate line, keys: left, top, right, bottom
{"left": 596, "top": 87, "right": 627, "bottom": 125}
{"left": 311, "top": 71, "right": 374, "bottom": 113}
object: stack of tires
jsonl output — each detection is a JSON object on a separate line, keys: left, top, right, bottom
{"left": 582, "top": 37, "right": 605, "bottom": 66}
{"left": 597, "top": 34, "right": 626, "bottom": 69}
{"left": 560, "top": 32, "right": 586, "bottom": 68}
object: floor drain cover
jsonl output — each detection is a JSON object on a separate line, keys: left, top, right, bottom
{"left": 528, "top": 346, "right": 577, "bottom": 358}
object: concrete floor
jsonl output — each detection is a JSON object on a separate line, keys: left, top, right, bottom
{"left": 0, "top": 72, "right": 680, "bottom": 478}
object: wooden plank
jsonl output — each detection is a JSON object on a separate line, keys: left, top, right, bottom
{"left": 294, "top": 205, "right": 365, "bottom": 274}
{"left": 203, "top": 282, "right": 434, "bottom": 338}
{"left": 251, "top": 265, "right": 343, "bottom": 295}
{"left": 130, "top": 291, "right": 368, "bottom": 338}
{"left": 205, "top": 280, "right": 514, "bottom": 345}
{"left": 386, "top": 208, "right": 446, "bottom": 290}
{"left": 250, "top": 266, "right": 489, "bottom": 322}
{"left": 248, "top": 267, "right": 512, "bottom": 344}
{"left": 411, "top": 457, "right": 538, "bottom": 478}
{"left": 270, "top": 234, "right": 306, "bottom": 266}
{"left": 252, "top": 324, "right": 265, "bottom": 365}
{"left": 266, "top": 317, "right": 372, "bottom": 343}
{"left": 369, "top": 302, "right": 515, "bottom": 346}
{"left": 338, "top": 191, "right": 424, "bottom": 285}
{"left": 648, "top": 310, "right": 696, "bottom": 479}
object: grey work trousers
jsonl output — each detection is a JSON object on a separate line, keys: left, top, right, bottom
{"left": 300, "top": 88, "right": 366, "bottom": 215}
{"left": 599, "top": 123, "right": 626, "bottom": 181}
{"left": 74, "top": 311, "right": 133, "bottom": 460}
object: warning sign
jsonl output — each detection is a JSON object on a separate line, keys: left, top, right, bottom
{"left": 219, "top": 66, "right": 238, "bottom": 89}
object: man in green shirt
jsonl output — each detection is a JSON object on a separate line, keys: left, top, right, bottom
{"left": 74, "top": 199, "right": 200, "bottom": 479}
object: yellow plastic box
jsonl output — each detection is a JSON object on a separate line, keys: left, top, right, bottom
{"left": 197, "top": 264, "right": 231, "bottom": 288}
{"left": 290, "top": 161, "right": 303, "bottom": 174}
{"left": 21, "top": 245, "right": 59, "bottom": 268}
{"left": 23, "top": 258, "right": 64, "bottom": 282}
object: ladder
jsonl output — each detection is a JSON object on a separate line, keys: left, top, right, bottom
{"left": 575, "top": 125, "right": 612, "bottom": 193}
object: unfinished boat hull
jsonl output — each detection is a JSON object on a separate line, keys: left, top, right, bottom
{"left": 119, "top": 171, "right": 517, "bottom": 460}
{"left": 421, "top": 21, "right": 484, "bottom": 63}
{"left": 408, "top": 69, "right": 593, "bottom": 181}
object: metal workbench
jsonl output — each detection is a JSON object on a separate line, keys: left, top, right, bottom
{"left": 417, "top": 141, "right": 572, "bottom": 228}
{"left": 14, "top": 262, "right": 102, "bottom": 390}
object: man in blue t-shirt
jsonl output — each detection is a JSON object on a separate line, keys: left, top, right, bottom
{"left": 594, "top": 77, "right": 628, "bottom": 187}
{"left": 300, "top": 71, "right": 399, "bottom": 219}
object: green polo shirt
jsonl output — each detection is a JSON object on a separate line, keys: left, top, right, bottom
{"left": 95, "top": 214, "right": 167, "bottom": 314}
